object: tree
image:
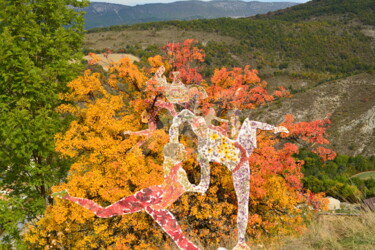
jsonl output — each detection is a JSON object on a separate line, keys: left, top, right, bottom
{"left": 26, "top": 59, "right": 174, "bottom": 249}
{"left": 162, "top": 39, "right": 205, "bottom": 85}
{"left": 25, "top": 41, "right": 331, "bottom": 248}
{"left": 0, "top": 0, "right": 88, "bottom": 246}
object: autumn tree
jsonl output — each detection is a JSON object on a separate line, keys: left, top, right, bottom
{"left": 0, "top": 0, "right": 88, "bottom": 246}
{"left": 26, "top": 41, "right": 333, "bottom": 248}
{"left": 162, "top": 39, "right": 205, "bottom": 84}
{"left": 25, "top": 58, "right": 179, "bottom": 249}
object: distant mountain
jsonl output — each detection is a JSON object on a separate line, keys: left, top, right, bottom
{"left": 83, "top": 1, "right": 299, "bottom": 29}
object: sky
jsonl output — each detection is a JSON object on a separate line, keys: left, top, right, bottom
{"left": 98, "top": 0, "right": 310, "bottom": 6}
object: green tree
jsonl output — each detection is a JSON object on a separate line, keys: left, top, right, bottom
{"left": 0, "top": 0, "right": 88, "bottom": 246}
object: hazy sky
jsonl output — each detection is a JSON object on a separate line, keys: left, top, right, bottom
{"left": 98, "top": 0, "right": 310, "bottom": 6}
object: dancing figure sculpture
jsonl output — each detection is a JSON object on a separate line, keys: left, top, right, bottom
{"left": 169, "top": 109, "right": 289, "bottom": 249}
{"left": 53, "top": 66, "right": 290, "bottom": 249}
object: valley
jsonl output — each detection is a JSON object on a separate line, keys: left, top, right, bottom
{"left": 84, "top": 0, "right": 375, "bottom": 156}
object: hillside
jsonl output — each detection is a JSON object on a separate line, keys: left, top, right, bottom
{"left": 84, "top": 0, "right": 375, "bottom": 156}
{"left": 254, "top": 0, "right": 375, "bottom": 25}
{"left": 249, "top": 73, "right": 375, "bottom": 156}
{"left": 87, "top": 18, "right": 375, "bottom": 75}
{"left": 82, "top": 1, "right": 298, "bottom": 29}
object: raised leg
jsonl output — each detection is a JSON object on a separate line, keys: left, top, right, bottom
{"left": 145, "top": 207, "right": 199, "bottom": 250}
{"left": 232, "top": 161, "right": 250, "bottom": 247}
{"left": 63, "top": 186, "right": 163, "bottom": 218}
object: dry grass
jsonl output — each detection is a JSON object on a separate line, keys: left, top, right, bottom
{"left": 85, "top": 27, "right": 237, "bottom": 50}
{"left": 164, "top": 211, "right": 375, "bottom": 249}
{"left": 275, "top": 211, "right": 375, "bottom": 250}
{"left": 199, "top": 211, "right": 375, "bottom": 249}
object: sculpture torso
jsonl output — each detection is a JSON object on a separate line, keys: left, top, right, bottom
{"left": 198, "top": 129, "right": 242, "bottom": 171}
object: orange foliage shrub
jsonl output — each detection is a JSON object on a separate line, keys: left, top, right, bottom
{"left": 25, "top": 60, "right": 172, "bottom": 249}
{"left": 25, "top": 42, "right": 332, "bottom": 248}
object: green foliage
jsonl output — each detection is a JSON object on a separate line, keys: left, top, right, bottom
{"left": 0, "top": 0, "right": 88, "bottom": 246}
{"left": 298, "top": 150, "right": 375, "bottom": 202}
{"left": 201, "top": 41, "right": 240, "bottom": 76}
{"left": 87, "top": 17, "right": 375, "bottom": 76}
{"left": 257, "top": 0, "right": 375, "bottom": 26}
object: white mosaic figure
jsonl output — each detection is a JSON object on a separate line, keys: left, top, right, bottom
{"left": 169, "top": 109, "right": 288, "bottom": 249}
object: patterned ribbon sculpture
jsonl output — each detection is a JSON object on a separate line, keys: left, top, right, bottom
{"left": 52, "top": 142, "right": 206, "bottom": 250}
{"left": 53, "top": 68, "right": 289, "bottom": 250}
{"left": 169, "top": 109, "right": 289, "bottom": 249}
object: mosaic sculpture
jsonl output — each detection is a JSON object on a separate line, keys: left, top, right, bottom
{"left": 53, "top": 67, "right": 289, "bottom": 250}
{"left": 169, "top": 109, "right": 288, "bottom": 249}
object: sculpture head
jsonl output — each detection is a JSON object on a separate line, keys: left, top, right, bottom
{"left": 155, "top": 65, "right": 165, "bottom": 78}
{"left": 171, "top": 71, "right": 183, "bottom": 85}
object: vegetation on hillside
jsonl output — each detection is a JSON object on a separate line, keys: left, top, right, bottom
{"left": 298, "top": 150, "right": 375, "bottom": 202}
{"left": 256, "top": 0, "right": 375, "bottom": 26}
{"left": 87, "top": 17, "right": 375, "bottom": 77}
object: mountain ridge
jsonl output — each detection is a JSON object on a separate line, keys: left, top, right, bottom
{"left": 83, "top": 1, "right": 299, "bottom": 29}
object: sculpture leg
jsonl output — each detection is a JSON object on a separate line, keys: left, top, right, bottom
{"left": 64, "top": 186, "right": 163, "bottom": 218}
{"left": 145, "top": 207, "right": 199, "bottom": 250}
{"left": 232, "top": 161, "right": 250, "bottom": 249}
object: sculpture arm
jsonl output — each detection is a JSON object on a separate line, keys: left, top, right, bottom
{"left": 124, "top": 128, "right": 151, "bottom": 136}
{"left": 123, "top": 120, "right": 156, "bottom": 137}
{"left": 243, "top": 119, "right": 289, "bottom": 134}
{"left": 213, "top": 116, "right": 228, "bottom": 123}
{"left": 249, "top": 120, "right": 275, "bottom": 131}
{"left": 273, "top": 126, "right": 289, "bottom": 134}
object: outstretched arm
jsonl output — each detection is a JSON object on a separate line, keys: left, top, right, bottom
{"left": 213, "top": 116, "right": 228, "bottom": 123}
{"left": 273, "top": 126, "right": 289, "bottom": 134}
{"left": 155, "top": 100, "right": 177, "bottom": 117}
{"left": 246, "top": 120, "right": 275, "bottom": 131}
{"left": 242, "top": 119, "right": 288, "bottom": 134}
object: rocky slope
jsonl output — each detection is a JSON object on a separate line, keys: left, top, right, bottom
{"left": 250, "top": 73, "right": 375, "bottom": 156}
